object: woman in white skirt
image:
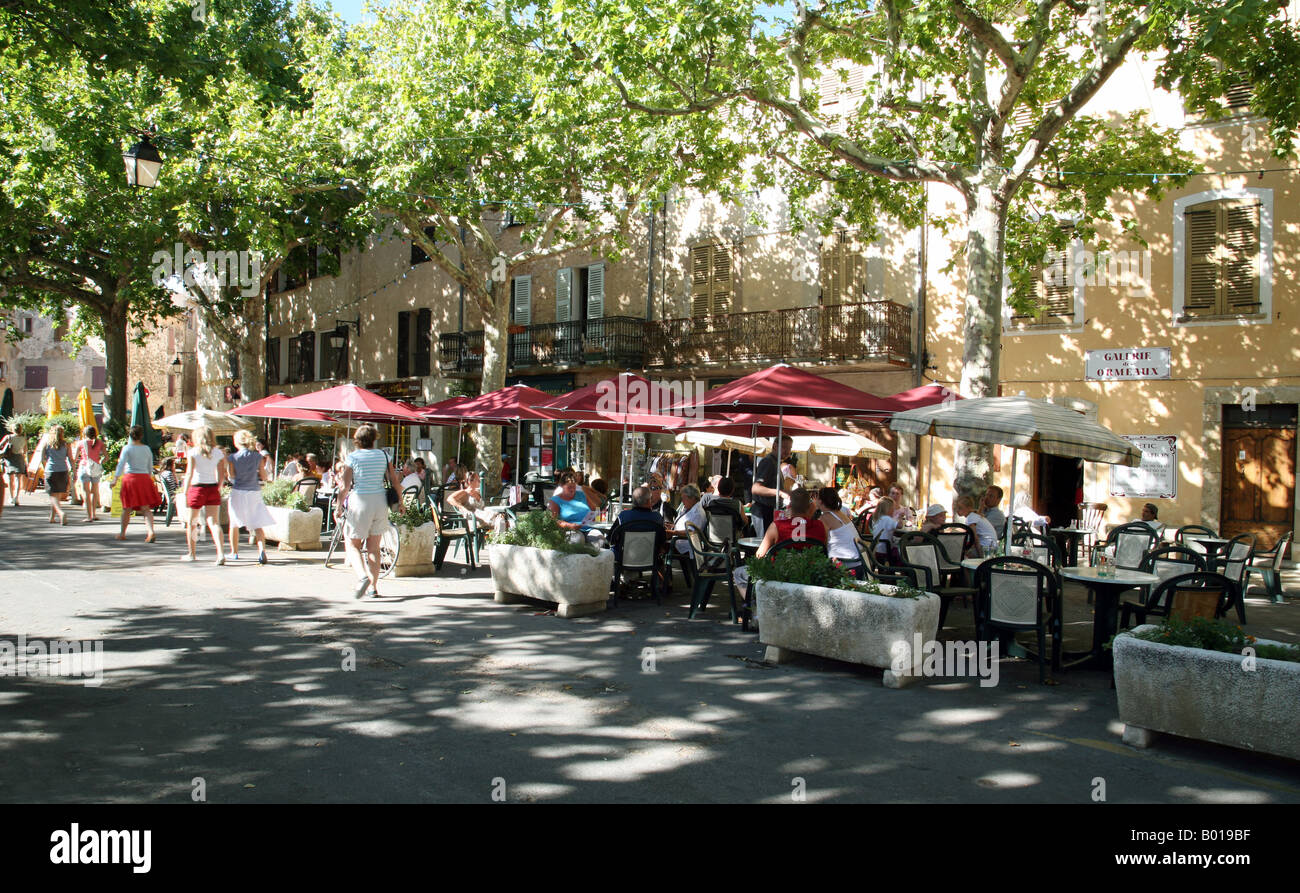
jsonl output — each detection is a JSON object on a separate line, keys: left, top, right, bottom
{"left": 224, "top": 429, "right": 275, "bottom": 563}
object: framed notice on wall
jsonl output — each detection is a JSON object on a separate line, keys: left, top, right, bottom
{"left": 1110, "top": 435, "right": 1178, "bottom": 499}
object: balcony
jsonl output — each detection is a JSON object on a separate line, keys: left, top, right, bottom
{"left": 439, "top": 316, "right": 647, "bottom": 376}
{"left": 646, "top": 301, "right": 912, "bottom": 370}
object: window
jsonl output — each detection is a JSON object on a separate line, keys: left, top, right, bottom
{"left": 410, "top": 226, "right": 440, "bottom": 265}
{"left": 511, "top": 275, "right": 532, "bottom": 326}
{"left": 1015, "top": 224, "right": 1076, "bottom": 326}
{"left": 288, "top": 331, "right": 315, "bottom": 383}
{"left": 319, "top": 329, "right": 348, "bottom": 381}
{"left": 1224, "top": 78, "right": 1253, "bottom": 111}
{"left": 22, "top": 316, "right": 33, "bottom": 334}
{"left": 820, "top": 229, "right": 867, "bottom": 304}
{"left": 266, "top": 337, "right": 281, "bottom": 385}
{"left": 288, "top": 336, "right": 301, "bottom": 384}
{"left": 570, "top": 262, "right": 605, "bottom": 322}
{"left": 691, "top": 244, "right": 730, "bottom": 318}
{"left": 91, "top": 366, "right": 107, "bottom": 391}
{"left": 397, "top": 311, "right": 411, "bottom": 378}
{"left": 414, "top": 308, "right": 431, "bottom": 377}
{"left": 24, "top": 365, "right": 47, "bottom": 390}
{"left": 396, "top": 310, "right": 432, "bottom": 378}
{"left": 1182, "top": 199, "right": 1261, "bottom": 319}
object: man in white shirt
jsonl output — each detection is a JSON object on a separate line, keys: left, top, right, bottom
{"left": 399, "top": 461, "right": 423, "bottom": 494}
{"left": 673, "top": 484, "right": 706, "bottom": 554}
{"left": 955, "top": 494, "right": 998, "bottom": 555}
{"left": 1136, "top": 503, "right": 1166, "bottom": 538}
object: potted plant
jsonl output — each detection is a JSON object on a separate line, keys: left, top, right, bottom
{"left": 388, "top": 501, "right": 438, "bottom": 577}
{"left": 260, "top": 479, "right": 323, "bottom": 550}
{"left": 1112, "top": 616, "right": 1300, "bottom": 759}
{"left": 486, "top": 510, "right": 615, "bottom": 617}
{"left": 748, "top": 550, "right": 940, "bottom": 688}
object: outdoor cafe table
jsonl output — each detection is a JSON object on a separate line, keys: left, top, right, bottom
{"left": 1049, "top": 527, "right": 1091, "bottom": 566}
{"left": 1187, "top": 536, "right": 1231, "bottom": 564}
{"left": 1059, "top": 566, "right": 1159, "bottom": 670}
{"left": 736, "top": 537, "right": 763, "bottom": 555}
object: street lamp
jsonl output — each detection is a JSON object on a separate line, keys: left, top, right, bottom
{"left": 123, "top": 136, "right": 163, "bottom": 188}
{"left": 170, "top": 349, "right": 195, "bottom": 372}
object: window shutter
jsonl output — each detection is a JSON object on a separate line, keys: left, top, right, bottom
{"left": 586, "top": 263, "right": 604, "bottom": 319}
{"left": 24, "top": 365, "right": 47, "bottom": 389}
{"left": 91, "top": 366, "right": 107, "bottom": 390}
{"left": 555, "top": 268, "right": 572, "bottom": 323}
{"left": 266, "top": 337, "right": 280, "bottom": 385}
{"left": 316, "top": 331, "right": 327, "bottom": 380}
{"left": 1223, "top": 202, "right": 1260, "bottom": 313}
{"left": 299, "top": 331, "right": 316, "bottom": 383}
{"left": 711, "top": 244, "right": 731, "bottom": 315}
{"left": 415, "top": 307, "right": 431, "bottom": 376}
{"left": 819, "top": 69, "right": 840, "bottom": 110}
{"left": 513, "top": 274, "right": 532, "bottom": 326}
{"left": 1184, "top": 207, "right": 1219, "bottom": 315}
{"left": 820, "top": 232, "right": 842, "bottom": 304}
{"left": 691, "top": 245, "right": 711, "bottom": 317}
{"left": 287, "top": 337, "right": 301, "bottom": 384}
{"left": 334, "top": 328, "right": 350, "bottom": 380}
{"left": 396, "top": 311, "right": 410, "bottom": 378}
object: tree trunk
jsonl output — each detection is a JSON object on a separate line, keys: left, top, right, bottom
{"left": 238, "top": 336, "right": 264, "bottom": 402}
{"left": 954, "top": 179, "right": 1007, "bottom": 501}
{"left": 474, "top": 282, "right": 509, "bottom": 492}
{"left": 99, "top": 296, "right": 129, "bottom": 431}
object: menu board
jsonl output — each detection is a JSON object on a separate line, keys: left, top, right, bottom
{"left": 1110, "top": 435, "right": 1177, "bottom": 499}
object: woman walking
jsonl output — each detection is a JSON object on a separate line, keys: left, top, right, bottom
{"left": 39, "top": 424, "right": 71, "bottom": 525}
{"left": 334, "top": 424, "right": 403, "bottom": 599}
{"left": 113, "top": 425, "right": 161, "bottom": 542}
{"left": 73, "top": 426, "right": 105, "bottom": 522}
{"left": 179, "top": 426, "right": 227, "bottom": 564}
{"left": 1, "top": 430, "right": 26, "bottom": 507}
{"left": 225, "top": 429, "right": 274, "bottom": 564}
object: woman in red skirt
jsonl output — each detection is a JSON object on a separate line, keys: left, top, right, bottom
{"left": 112, "top": 425, "right": 161, "bottom": 542}
{"left": 180, "top": 426, "right": 227, "bottom": 564}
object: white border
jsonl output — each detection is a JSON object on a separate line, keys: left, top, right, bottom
{"left": 1172, "top": 187, "right": 1273, "bottom": 327}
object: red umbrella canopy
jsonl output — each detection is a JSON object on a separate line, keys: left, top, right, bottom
{"left": 452, "top": 384, "right": 565, "bottom": 423}
{"left": 888, "top": 382, "right": 963, "bottom": 411}
{"left": 271, "top": 383, "right": 428, "bottom": 423}
{"left": 693, "top": 413, "right": 854, "bottom": 438}
{"left": 229, "top": 393, "right": 337, "bottom": 422}
{"left": 566, "top": 412, "right": 715, "bottom": 434}
{"left": 670, "top": 363, "right": 900, "bottom": 417}
{"left": 537, "top": 372, "right": 705, "bottom": 418}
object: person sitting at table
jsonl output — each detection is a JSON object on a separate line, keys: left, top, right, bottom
{"left": 400, "top": 460, "right": 424, "bottom": 495}
{"left": 701, "top": 475, "right": 749, "bottom": 537}
{"left": 548, "top": 470, "right": 606, "bottom": 546}
{"left": 303, "top": 453, "right": 325, "bottom": 479}
{"left": 672, "top": 484, "right": 706, "bottom": 556}
{"left": 279, "top": 452, "right": 303, "bottom": 480}
{"left": 447, "top": 470, "right": 509, "bottom": 534}
{"left": 609, "top": 485, "right": 662, "bottom": 547}
{"left": 955, "top": 494, "right": 998, "bottom": 556}
{"left": 919, "top": 503, "right": 948, "bottom": 534}
{"left": 1012, "top": 493, "right": 1051, "bottom": 533}
{"left": 733, "top": 489, "right": 828, "bottom": 620}
{"left": 981, "top": 485, "right": 1007, "bottom": 538}
{"left": 870, "top": 497, "right": 899, "bottom": 560}
{"left": 815, "top": 487, "right": 866, "bottom": 577}
{"left": 888, "top": 484, "right": 916, "bottom": 526}
{"left": 1134, "top": 502, "right": 1165, "bottom": 538}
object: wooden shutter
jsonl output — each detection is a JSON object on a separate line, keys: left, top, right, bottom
{"left": 586, "top": 263, "right": 604, "bottom": 319}
{"left": 287, "top": 337, "right": 301, "bottom": 384}
{"left": 1041, "top": 224, "right": 1074, "bottom": 321}
{"left": 299, "top": 331, "right": 316, "bottom": 383}
{"left": 91, "top": 366, "right": 107, "bottom": 390}
{"left": 24, "top": 365, "right": 47, "bottom": 389}
{"left": 1223, "top": 203, "right": 1260, "bottom": 313}
{"left": 555, "top": 268, "right": 572, "bottom": 323}
{"left": 513, "top": 274, "right": 531, "bottom": 326}
{"left": 266, "top": 337, "right": 280, "bottom": 385}
{"left": 820, "top": 230, "right": 865, "bottom": 304}
{"left": 692, "top": 245, "right": 712, "bottom": 317}
{"left": 415, "top": 308, "right": 431, "bottom": 376}
{"left": 820, "top": 233, "right": 842, "bottom": 305}
{"left": 396, "top": 311, "right": 410, "bottom": 378}
{"left": 1184, "top": 207, "right": 1218, "bottom": 315}
{"left": 710, "top": 244, "right": 730, "bottom": 315}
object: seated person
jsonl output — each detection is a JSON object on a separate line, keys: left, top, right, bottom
{"left": 609, "top": 486, "right": 666, "bottom": 560}
{"left": 643, "top": 472, "right": 668, "bottom": 518}
{"left": 954, "top": 494, "right": 998, "bottom": 556}
{"left": 869, "top": 496, "right": 899, "bottom": 560}
{"left": 919, "top": 503, "right": 948, "bottom": 534}
{"left": 1012, "top": 494, "right": 1050, "bottom": 533}
{"left": 888, "top": 484, "right": 916, "bottom": 527}
{"left": 672, "top": 484, "right": 706, "bottom": 556}
{"left": 279, "top": 452, "right": 303, "bottom": 480}
{"left": 981, "top": 485, "right": 1007, "bottom": 538}
{"left": 1135, "top": 502, "right": 1165, "bottom": 538}
{"left": 303, "top": 453, "right": 324, "bottom": 479}
{"left": 733, "top": 489, "right": 828, "bottom": 617}
{"left": 547, "top": 471, "right": 606, "bottom": 546}
{"left": 448, "top": 470, "right": 509, "bottom": 533}
{"left": 400, "top": 461, "right": 424, "bottom": 495}
{"left": 815, "top": 487, "right": 866, "bottom": 577}
{"left": 700, "top": 475, "right": 748, "bottom": 537}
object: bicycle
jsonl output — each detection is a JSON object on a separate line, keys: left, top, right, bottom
{"left": 324, "top": 497, "right": 399, "bottom": 578}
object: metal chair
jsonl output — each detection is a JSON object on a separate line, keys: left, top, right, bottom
{"left": 1119, "top": 571, "right": 1240, "bottom": 629}
{"left": 1175, "top": 524, "right": 1217, "bottom": 556}
{"left": 1213, "top": 533, "right": 1255, "bottom": 622}
{"left": 1011, "top": 530, "right": 1064, "bottom": 568}
{"left": 899, "top": 530, "right": 961, "bottom": 585}
{"left": 934, "top": 522, "right": 976, "bottom": 563}
{"left": 293, "top": 476, "right": 321, "bottom": 505}
{"left": 974, "top": 556, "right": 1062, "bottom": 684}
{"left": 1139, "top": 543, "right": 1207, "bottom": 584}
{"left": 900, "top": 538, "right": 976, "bottom": 630}
{"left": 611, "top": 519, "right": 666, "bottom": 605}
{"left": 1092, "top": 521, "right": 1159, "bottom": 571}
{"left": 431, "top": 502, "right": 474, "bottom": 570}
{"left": 401, "top": 485, "right": 422, "bottom": 507}
{"left": 863, "top": 532, "right": 916, "bottom": 587}
{"left": 685, "top": 525, "right": 740, "bottom": 624}
{"left": 1247, "top": 530, "right": 1292, "bottom": 604}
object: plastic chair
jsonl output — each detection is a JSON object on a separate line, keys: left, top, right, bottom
{"left": 1119, "top": 571, "right": 1240, "bottom": 629}
{"left": 686, "top": 525, "right": 740, "bottom": 624}
{"left": 431, "top": 502, "right": 474, "bottom": 570}
{"left": 1247, "top": 530, "right": 1292, "bottom": 604}
{"left": 974, "top": 556, "right": 1062, "bottom": 684}
{"left": 611, "top": 519, "right": 666, "bottom": 605}
{"left": 1011, "top": 530, "right": 1064, "bottom": 568}
{"left": 900, "top": 538, "right": 976, "bottom": 630}
{"left": 1213, "top": 533, "right": 1255, "bottom": 622}
{"left": 1138, "top": 543, "right": 1207, "bottom": 584}
{"left": 934, "top": 523, "right": 976, "bottom": 563}
{"left": 1175, "top": 524, "right": 1217, "bottom": 556}
{"left": 1092, "top": 521, "right": 1159, "bottom": 571}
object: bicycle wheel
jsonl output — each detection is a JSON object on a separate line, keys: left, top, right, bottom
{"left": 378, "top": 523, "right": 399, "bottom": 577}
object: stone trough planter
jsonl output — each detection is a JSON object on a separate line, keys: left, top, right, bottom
{"left": 392, "top": 522, "right": 437, "bottom": 577}
{"left": 487, "top": 543, "right": 614, "bottom": 617}
{"left": 1114, "top": 625, "right": 1300, "bottom": 760}
{"left": 264, "top": 505, "right": 323, "bottom": 551}
{"left": 756, "top": 580, "right": 941, "bottom": 688}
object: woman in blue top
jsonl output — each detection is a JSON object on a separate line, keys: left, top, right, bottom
{"left": 39, "top": 424, "right": 71, "bottom": 525}
{"left": 225, "top": 429, "right": 276, "bottom": 564}
{"left": 334, "top": 424, "right": 403, "bottom": 599}
{"left": 113, "top": 425, "right": 161, "bottom": 543}
{"left": 547, "top": 471, "right": 607, "bottom": 546}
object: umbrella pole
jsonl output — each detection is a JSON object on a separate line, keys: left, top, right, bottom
{"left": 725, "top": 448, "right": 732, "bottom": 478}
{"left": 515, "top": 420, "right": 523, "bottom": 489}
{"left": 1005, "top": 448, "right": 1018, "bottom": 553}
{"left": 925, "top": 434, "right": 934, "bottom": 508}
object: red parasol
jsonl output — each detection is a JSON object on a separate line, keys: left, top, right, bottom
{"left": 270, "top": 383, "right": 429, "bottom": 424}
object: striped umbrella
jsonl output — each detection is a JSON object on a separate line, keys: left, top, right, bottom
{"left": 890, "top": 395, "right": 1141, "bottom": 550}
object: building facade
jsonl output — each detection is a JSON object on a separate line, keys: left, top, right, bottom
{"left": 1, "top": 308, "right": 108, "bottom": 420}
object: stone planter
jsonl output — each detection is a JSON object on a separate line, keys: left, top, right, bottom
{"left": 393, "top": 521, "right": 437, "bottom": 577}
{"left": 1113, "top": 626, "right": 1300, "bottom": 760}
{"left": 487, "top": 543, "right": 614, "bottom": 617}
{"left": 756, "top": 580, "right": 941, "bottom": 688}
{"left": 264, "top": 505, "right": 323, "bottom": 551}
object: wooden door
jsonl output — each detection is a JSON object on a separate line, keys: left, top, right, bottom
{"left": 1221, "top": 426, "right": 1295, "bottom": 553}
{"left": 1033, "top": 453, "right": 1083, "bottom": 527}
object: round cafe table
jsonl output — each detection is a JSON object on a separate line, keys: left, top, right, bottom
{"left": 736, "top": 537, "right": 763, "bottom": 555}
{"left": 1059, "top": 566, "right": 1159, "bottom": 670}
{"left": 1187, "top": 536, "right": 1230, "bottom": 565}
{"left": 1049, "top": 527, "right": 1091, "bottom": 566}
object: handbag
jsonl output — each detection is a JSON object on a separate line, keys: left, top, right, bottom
{"left": 385, "top": 484, "right": 399, "bottom": 506}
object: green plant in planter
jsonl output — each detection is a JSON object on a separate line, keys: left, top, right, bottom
{"left": 390, "top": 501, "right": 433, "bottom": 529}
{"left": 1112, "top": 614, "right": 1300, "bottom": 663}
{"left": 261, "top": 478, "right": 310, "bottom": 512}
{"left": 746, "top": 549, "right": 924, "bottom": 598}
{"left": 490, "top": 509, "right": 598, "bottom": 556}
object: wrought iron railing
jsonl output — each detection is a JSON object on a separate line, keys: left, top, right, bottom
{"left": 439, "top": 316, "right": 647, "bottom": 375}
